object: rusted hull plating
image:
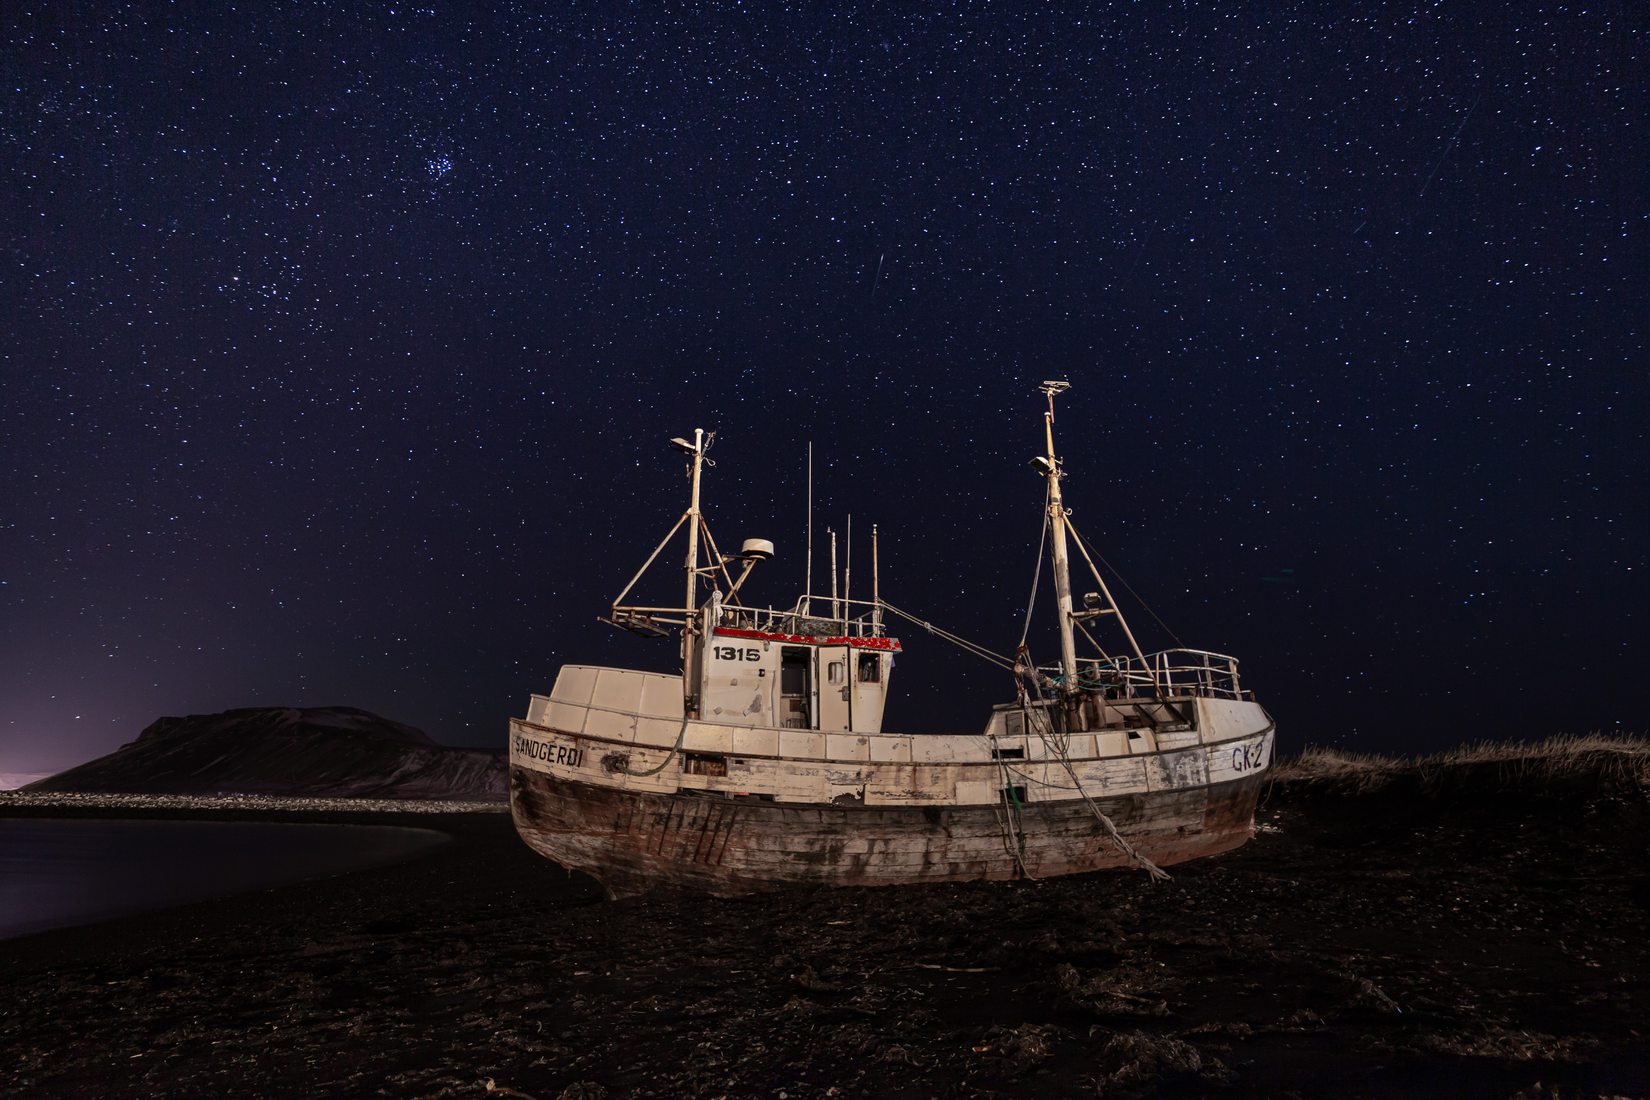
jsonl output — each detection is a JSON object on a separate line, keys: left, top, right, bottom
{"left": 509, "top": 764, "right": 1266, "bottom": 898}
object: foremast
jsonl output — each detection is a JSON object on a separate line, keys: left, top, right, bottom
{"left": 604, "top": 429, "right": 744, "bottom": 719}
{"left": 682, "top": 428, "right": 707, "bottom": 623}
{"left": 607, "top": 427, "right": 904, "bottom": 731}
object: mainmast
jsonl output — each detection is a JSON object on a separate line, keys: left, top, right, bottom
{"left": 682, "top": 428, "right": 707, "bottom": 617}
{"left": 1037, "top": 380, "right": 1081, "bottom": 695}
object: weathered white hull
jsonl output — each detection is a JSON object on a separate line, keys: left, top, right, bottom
{"left": 508, "top": 665, "right": 1275, "bottom": 897}
{"left": 511, "top": 765, "right": 1267, "bottom": 898}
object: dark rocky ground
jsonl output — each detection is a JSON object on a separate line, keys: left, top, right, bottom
{"left": 2, "top": 766, "right": 1647, "bottom": 1098}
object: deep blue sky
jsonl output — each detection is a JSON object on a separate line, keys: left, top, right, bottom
{"left": 4, "top": 3, "right": 1645, "bottom": 773}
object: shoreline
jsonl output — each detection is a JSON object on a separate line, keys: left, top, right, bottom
{"left": 0, "top": 790, "right": 509, "bottom": 818}
{"left": 0, "top": 807, "right": 534, "bottom": 965}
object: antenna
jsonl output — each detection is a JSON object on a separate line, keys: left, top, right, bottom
{"left": 829, "top": 527, "right": 839, "bottom": 621}
{"left": 871, "top": 523, "right": 881, "bottom": 627}
{"left": 1039, "top": 379, "right": 1071, "bottom": 417}
{"left": 845, "top": 515, "right": 853, "bottom": 634}
{"left": 805, "top": 441, "right": 814, "bottom": 613}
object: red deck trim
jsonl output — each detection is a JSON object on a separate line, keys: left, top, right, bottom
{"left": 714, "top": 626, "right": 902, "bottom": 652}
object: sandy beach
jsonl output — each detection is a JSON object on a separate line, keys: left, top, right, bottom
{"left": 2, "top": 762, "right": 1647, "bottom": 1098}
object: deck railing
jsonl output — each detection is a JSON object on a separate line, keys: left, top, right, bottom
{"left": 717, "top": 595, "right": 889, "bottom": 639}
{"left": 1054, "top": 649, "right": 1248, "bottom": 701}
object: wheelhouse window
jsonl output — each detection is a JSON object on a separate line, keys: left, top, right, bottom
{"left": 857, "top": 652, "right": 880, "bottom": 683}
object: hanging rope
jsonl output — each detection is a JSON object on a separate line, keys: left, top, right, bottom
{"left": 992, "top": 751, "right": 1034, "bottom": 879}
{"left": 609, "top": 715, "right": 690, "bottom": 777}
{"left": 1021, "top": 703, "right": 1170, "bottom": 882}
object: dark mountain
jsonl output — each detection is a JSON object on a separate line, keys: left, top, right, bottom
{"left": 27, "top": 706, "right": 504, "bottom": 800}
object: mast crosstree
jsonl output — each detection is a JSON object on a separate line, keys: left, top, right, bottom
{"left": 603, "top": 429, "right": 741, "bottom": 640}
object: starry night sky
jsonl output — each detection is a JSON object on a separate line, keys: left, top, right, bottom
{"left": 4, "top": 3, "right": 1646, "bottom": 774}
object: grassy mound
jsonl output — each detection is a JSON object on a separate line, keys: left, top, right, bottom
{"left": 1266, "top": 733, "right": 1650, "bottom": 803}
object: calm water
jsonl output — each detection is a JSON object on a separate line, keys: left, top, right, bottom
{"left": 0, "top": 818, "right": 450, "bottom": 940}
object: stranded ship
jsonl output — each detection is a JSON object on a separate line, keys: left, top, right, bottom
{"left": 508, "top": 383, "right": 1274, "bottom": 897}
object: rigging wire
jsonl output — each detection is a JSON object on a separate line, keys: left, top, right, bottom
{"left": 1065, "top": 519, "right": 1185, "bottom": 649}
{"left": 1019, "top": 482, "right": 1051, "bottom": 649}
{"left": 875, "top": 599, "right": 1017, "bottom": 670}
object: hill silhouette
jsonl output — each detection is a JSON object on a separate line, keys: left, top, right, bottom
{"left": 26, "top": 706, "right": 503, "bottom": 800}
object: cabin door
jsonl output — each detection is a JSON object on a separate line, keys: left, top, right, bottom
{"left": 779, "top": 647, "right": 812, "bottom": 729}
{"left": 850, "top": 650, "right": 888, "bottom": 733}
{"left": 813, "top": 646, "right": 852, "bottom": 731}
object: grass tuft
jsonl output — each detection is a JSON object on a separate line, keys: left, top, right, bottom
{"left": 1268, "top": 733, "right": 1650, "bottom": 798}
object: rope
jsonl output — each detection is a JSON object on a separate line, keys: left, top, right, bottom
{"left": 1014, "top": 643, "right": 1055, "bottom": 703}
{"left": 609, "top": 715, "right": 690, "bottom": 777}
{"left": 1021, "top": 703, "right": 1170, "bottom": 882}
{"left": 992, "top": 752, "right": 1033, "bottom": 878}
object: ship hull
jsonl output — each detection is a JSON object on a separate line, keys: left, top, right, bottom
{"left": 509, "top": 763, "right": 1266, "bottom": 898}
